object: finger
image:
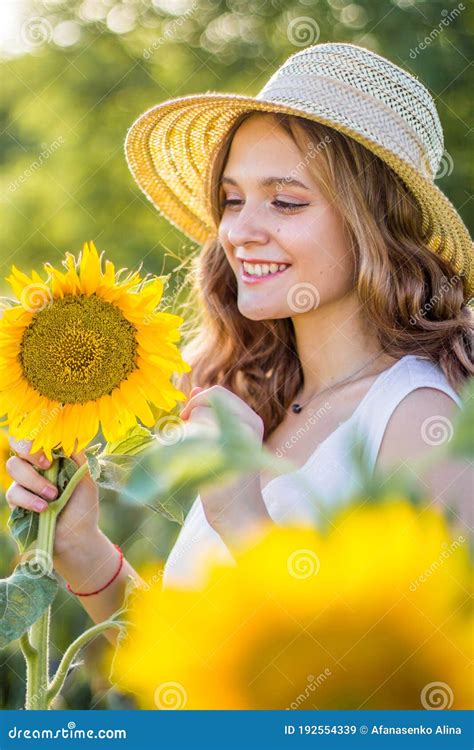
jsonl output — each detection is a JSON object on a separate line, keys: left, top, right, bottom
{"left": 180, "top": 385, "right": 237, "bottom": 420}
{"left": 180, "top": 385, "right": 205, "bottom": 419}
{"left": 5, "top": 482, "right": 49, "bottom": 513}
{"left": 7, "top": 435, "right": 52, "bottom": 470}
{"left": 5, "top": 456, "right": 58, "bottom": 500}
{"left": 186, "top": 405, "right": 216, "bottom": 425}
{"left": 70, "top": 450, "right": 86, "bottom": 466}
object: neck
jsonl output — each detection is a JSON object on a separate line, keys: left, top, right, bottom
{"left": 292, "top": 289, "right": 394, "bottom": 399}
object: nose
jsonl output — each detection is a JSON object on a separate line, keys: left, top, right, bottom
{"left": 224, "top": 202, "right": 269, "bottom": 248}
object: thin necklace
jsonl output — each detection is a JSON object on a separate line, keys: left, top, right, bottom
{"left": 291, "top": 352, "right": 386, "bottom": 414}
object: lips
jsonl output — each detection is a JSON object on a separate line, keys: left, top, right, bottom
{"left": 239, "top": 260, "right": 291, "bottom": 285}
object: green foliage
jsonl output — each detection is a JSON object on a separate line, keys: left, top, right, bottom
{"left": 8, "top": 507, "right": 39, "bottom": 553}
{"left": 0, "top": 0, "right": 472, "bottom": 293}
{"left": 121, "top": 391, "right": 291, "bottom": 522}
{"left": 0, "top": 563, "right": 58, "bottom": 649}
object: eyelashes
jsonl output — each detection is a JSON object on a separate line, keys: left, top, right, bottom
{"left": 220, "top": 199, "right": 309, "bottom": 213}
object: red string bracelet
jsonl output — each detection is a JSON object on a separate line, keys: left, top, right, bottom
{"left": 66, "top": 544, "right": 123, "bottom": 597}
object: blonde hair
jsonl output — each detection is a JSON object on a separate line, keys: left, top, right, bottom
{"left": 176, "top": 112, "right": 473, "bottom": 439}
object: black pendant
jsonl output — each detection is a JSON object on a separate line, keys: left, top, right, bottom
{"left": 292, "top": 403, "right": 303, "bottom": 414}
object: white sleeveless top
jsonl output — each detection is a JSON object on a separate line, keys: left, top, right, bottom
{"left": 163, "top": 355, "right": 463, "bottom": 589}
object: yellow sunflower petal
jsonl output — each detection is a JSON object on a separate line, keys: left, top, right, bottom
{"left": 79, "top": 241, "right": 101, "bottom": 295}
{"left": 0, "top": 243, "right": 189, "bottom": 455}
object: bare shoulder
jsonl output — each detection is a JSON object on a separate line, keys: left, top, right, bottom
{"left": 376, "top": 387, "right": 461, "bottom": 470}
{"left": 375, "top": 387, "right": 472, "bottom": 528}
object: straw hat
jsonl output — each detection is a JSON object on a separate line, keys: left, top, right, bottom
{"left": 125, "top": 42, "right": 473, "bottom": 301}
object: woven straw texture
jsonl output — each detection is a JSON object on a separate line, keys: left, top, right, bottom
{"left": 125, "top": 42, "right": 473, "bottom": 301}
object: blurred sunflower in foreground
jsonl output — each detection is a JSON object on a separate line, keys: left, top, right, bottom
{"left": 0, "top": 242, "right": 190, "bottom": 458}
{"left": 111, "top": 499, "right": 473, "bottom": 710}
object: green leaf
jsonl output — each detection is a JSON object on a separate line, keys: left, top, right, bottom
{"left": 0, "top": 563, "right": 58, "bottom": 649}
{"left": 57, "top": 455, "right": 79, "bottom": 494}
{"left": 8, "top": 507, "right": 39, "bottom": 553}
{"left": 146, "top": 500, "right": 184, "bottom": 526}
{"left": 85, "top": 449, "right": 102, "bottom": 482}
{"left": 104, "top": 425, "right": 155, "bottom": 457}
{"left": 96, "top": 454, "right": 137, "bottom": 492}
{"left": 121, "top": 391, "right": 295, "bottom": 522}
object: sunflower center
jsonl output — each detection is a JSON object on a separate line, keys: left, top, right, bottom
{"left": 20, "top": 294, "right": 138, "bottom": 403}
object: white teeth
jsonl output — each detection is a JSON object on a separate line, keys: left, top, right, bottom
{"left": 242, "top": 261, "right": 289, "bottom": 277}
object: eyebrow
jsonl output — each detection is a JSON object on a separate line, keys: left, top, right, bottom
{"left": 220, "top": 175, "right": 312, "bottom": 191}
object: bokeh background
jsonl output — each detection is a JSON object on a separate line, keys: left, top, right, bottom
{"left": 1, "top": 0, "right": 472, "bottom": 710}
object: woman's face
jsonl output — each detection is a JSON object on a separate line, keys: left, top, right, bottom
{"left": 218, "top": 114, "right": 356, "bottom": 321}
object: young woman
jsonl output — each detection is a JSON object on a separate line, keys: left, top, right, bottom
{"left": 5, "top": 44, "right": 473, "bottom": 638}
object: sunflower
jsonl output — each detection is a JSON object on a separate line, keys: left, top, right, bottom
{"left": 111, "top": 498, "right": 473, "bottom": 710}
{"left": 0, "top": 242, "right": 190, "bottom": 459}
{"left": 0, "top": 429, "right": 12, "bottom": 494}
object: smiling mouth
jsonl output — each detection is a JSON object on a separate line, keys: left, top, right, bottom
{"left": 240, "top": 260, "right": 291, "bottom": 284}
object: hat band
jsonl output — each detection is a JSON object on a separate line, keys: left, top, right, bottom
{"left": 257, "top": 74, "right": 434, "bottom": 178}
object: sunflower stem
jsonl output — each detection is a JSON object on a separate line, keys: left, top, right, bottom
{"left": 24, "top": 458, "right": 93, "bottom": 709}
{"left": 46, "top": 620, "right": 125, "bottom": 706}
{"left": 26, "top": 459, "right": 59, "bottom": 710}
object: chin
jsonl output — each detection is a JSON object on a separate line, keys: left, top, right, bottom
{"left": 237, "top": 298, "right": 287, "bottom": 322}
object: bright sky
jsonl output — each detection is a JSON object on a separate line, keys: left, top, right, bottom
{"left": 0, "top": 0, "right": 27, "bottom": 57}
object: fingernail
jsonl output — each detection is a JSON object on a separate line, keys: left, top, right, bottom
{"left": 39, "top": 455, "right": 51, "bottom": 468}
{"left": 33, "top": 499, "right": 48, "bottom": 512}
{"left": 42, "top": 486, "right": 58, "bottom": 499}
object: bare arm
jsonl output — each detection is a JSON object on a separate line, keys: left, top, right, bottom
{"left": 53, "top": 530, "right": 143, "bottom": 646}
{"left": 375, "top": 387, "right": 472, "bottom": 531}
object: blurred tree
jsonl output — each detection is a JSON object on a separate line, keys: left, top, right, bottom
{"left": 0, "top": 0, "right": 472, "bottom": 289}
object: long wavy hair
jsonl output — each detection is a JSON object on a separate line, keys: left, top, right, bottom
{"left": 175, "top": 112, "right": 473, "bottom": 440}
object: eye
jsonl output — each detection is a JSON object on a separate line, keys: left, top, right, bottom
{"left": 220, "top": 199, "right": 243, "bottom": 208}
{"left": 272, "top": 199, "right": 309, "bottom": 212}
{"left": 220, "top": 198, "right": 309, "bottom": 212}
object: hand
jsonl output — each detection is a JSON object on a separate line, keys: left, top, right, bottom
{"left": 180, "top": 385, "right": 265, "bottom": 441}
{"left": 180, "top": 385, "right": 271, "bottom": 549}
{"left": 4, "top": 437, "right": 100, "bottom": 561}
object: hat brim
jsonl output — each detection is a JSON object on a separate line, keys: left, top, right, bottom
{"left": 125, "top": 93, "right": 473, "bottom": 301}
